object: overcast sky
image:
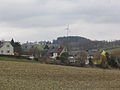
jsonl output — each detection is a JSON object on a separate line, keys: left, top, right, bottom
{"left": 0, "top": 0, "right": 120, "bottom": 42}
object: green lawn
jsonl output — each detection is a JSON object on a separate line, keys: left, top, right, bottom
{"left": 0, "top": 57, "right": 37, "bottom": 63}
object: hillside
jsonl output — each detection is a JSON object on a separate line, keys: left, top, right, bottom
{"left": 0, "top": 61, "right": 120, "bottom": 90}
{"left": 108, "top": 47, "right": 120, "bottom": 57}
{"left": 53, "top": 36, "right": 120, "bottom": 50}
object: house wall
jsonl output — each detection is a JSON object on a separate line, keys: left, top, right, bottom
{"left": 0, "top": 42, "right": 14, "bottom": 55}
{"left": 52, "top": 53, "right": 58, "bottom": 59}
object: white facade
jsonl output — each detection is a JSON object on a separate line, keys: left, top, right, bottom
{"left": 51, "top": 53, "right": 58, "bottom": 59}
{"left": 0, "top": 41, "right": 14, "bottom": 55}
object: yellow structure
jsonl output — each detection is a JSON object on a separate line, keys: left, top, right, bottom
{"left": 101, "top": 50, "right": 107, "bottom": 56}
{"left": 92, "top": 50, "right": 108, "bottom": 65}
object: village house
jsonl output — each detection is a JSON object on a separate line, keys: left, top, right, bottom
{"left": 21, "top": 42, "right": 64, "bottom": 59}
{"left": 0, "top": 41, "right": 14, "bottom": 55}
{"left": 49, "top": 47, "right": 66, "bottom": 59}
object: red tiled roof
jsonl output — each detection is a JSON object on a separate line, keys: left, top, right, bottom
{"left": 55, "top": 47, "right": 64, "bottom": 55}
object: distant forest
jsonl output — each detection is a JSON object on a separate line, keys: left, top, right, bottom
{"left": 53, "top": 36, "right": 120, "bottom": 51}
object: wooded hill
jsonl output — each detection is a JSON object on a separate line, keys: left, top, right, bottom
{"left": 53, "top": 36, "right": 120, "bottom": 51}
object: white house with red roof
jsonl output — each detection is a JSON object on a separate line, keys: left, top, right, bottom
{"left": 50, "top": 47, "right": 66, "bottom": 59}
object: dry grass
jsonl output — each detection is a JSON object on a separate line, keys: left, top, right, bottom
{"left": 0, "top": 61, "right": 120, "bottom": 90}
{"left": 108, "top": 47, "right": 120, "bottom": 56}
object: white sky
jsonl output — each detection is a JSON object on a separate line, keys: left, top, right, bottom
{"left": 0, "top": 0, "right": 120, "bottom": 42}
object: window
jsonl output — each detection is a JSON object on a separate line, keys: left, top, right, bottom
{"left": 7, "top": 50, "right": 10, "bottom": 53}
{"left": 1, "top": 50, "right": 3, "bottom": 53}
{"left": 6, "top": 45, "right": 10, "bottom": 48}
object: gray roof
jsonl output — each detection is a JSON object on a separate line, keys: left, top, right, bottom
{"left": 0, "top": 41, "right": 11, "bottom": 48}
